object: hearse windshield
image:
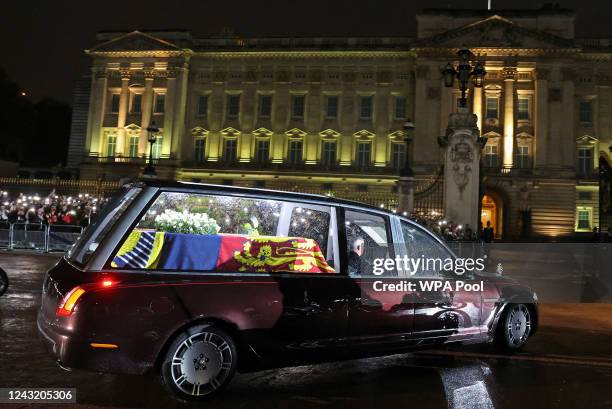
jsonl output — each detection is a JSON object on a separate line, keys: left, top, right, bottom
{"left": 67, "top": 187, "right": 142, "bottom": 266}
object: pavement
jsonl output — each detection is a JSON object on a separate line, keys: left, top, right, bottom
{"left": 1, "top": 251, "right": 612, "bottom": 409}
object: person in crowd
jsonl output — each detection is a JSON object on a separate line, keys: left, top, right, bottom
{"left": 482, "top": 221, "right": 494, "bottom": 243}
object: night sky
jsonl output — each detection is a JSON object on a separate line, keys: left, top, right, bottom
{"left": 2, "top": 0, "right": 611, "bottom": 105}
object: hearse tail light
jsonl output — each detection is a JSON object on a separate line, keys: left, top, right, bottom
{"left": 56, "top": 280, "right": 119, "bottom": 317}
{"left": 56, "top": 286, "right": 86, "bottom": 317}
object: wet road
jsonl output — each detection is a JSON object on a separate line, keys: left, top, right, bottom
{"left": 1, "top": 252, "right": 612, "bottom": 409}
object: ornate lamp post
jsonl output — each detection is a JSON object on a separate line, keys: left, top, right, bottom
{"left": 441, "top": 48, "right": 486, "bottom": 108}
{"left": 401, "top": 119, "right": 415, "bottom": 177}
{"left": 143, "top": 121, "right": 159, "bottom": 176}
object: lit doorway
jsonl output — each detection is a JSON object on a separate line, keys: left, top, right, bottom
{"left": 481, "top": 194, "right": 502, "bottom": 239}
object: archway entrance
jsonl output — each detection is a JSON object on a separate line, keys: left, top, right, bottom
{"left": 481, "top": 194, "right": 502, "bottom": 239}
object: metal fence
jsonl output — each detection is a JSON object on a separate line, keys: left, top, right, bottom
{"left": 0, "top": 223, "right": 82, "bottom": 253}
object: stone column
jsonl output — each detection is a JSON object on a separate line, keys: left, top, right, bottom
{"left": 164, "top": 71, "right": 177, "bottom": 158}
{"left": 139, "top": 70, "right": 155, "bottom": 156}
{"left": 472, "top": 86, "right": 483, "bottom": 133}
{"left": 561, "top": 68, "right": 576, "bottom": 168}
{"left": 85, "top": 67, "right": 108, "bottom": 157}
{"left": 116, "top": 70, "right": 131, "bottom": 156}
{"left": 170, "top": 63, "right": 189, "bottom": 160}
{"left": 502, "top": 67, "right": 516, "bottom": 169}
{"left": 440, "top": 80, "right": 452, "bottom": 136}
{"left": 534, "top": 68, "right": 549, "bottom": 168}
{"left": 397, "top": 175, "right": 415, "bottom": 215}
{"left": 443, "top": 109, "right": 481, "bottom": 229}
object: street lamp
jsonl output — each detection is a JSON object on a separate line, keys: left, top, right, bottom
{"left": 441, "top": 48, "right": 486, "bottom": 108}
{"left": 143, "top": 121, "right": 159, "bottom": 176}
{"left": 401, "top": 120, "right": 415, "bottom": 177}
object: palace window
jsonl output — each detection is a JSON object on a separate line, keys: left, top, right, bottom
{"left": 486, "top": 97, "right": 498, "bottom": 119}
{"left": 128, "top": 136, "right": 139, "bottom": 157}
{"left": 227, "top": 95, "right": 240, "bottom": 118}
{"left": 110, "top": 94, "right": 120, "bottom": 114}
{"left": 131, "top": 94, "right": 142, "bottom": 114}
{"left": 515, "top": 146, "right": 530, "bottom": 168}
{"left": 106, "top": 134, "right": 117, "bottom": 157}
{"left": 154, "top": 94, "right": 165, "bottom": 113}
{"left": 579, "top": 101, "right": 592, "bottom": 123}
{"left": 360, "top": 96, "right": 373, "bottom": 119}
{"left": 197, "top": 95, "right": 208, "bottom": 117}
{"left": 292, "top": 95, "right": 305, "bottom": 118}
{"left": 577, "top": 148, "right": 594, "bottom": 175}
{"left": 576, "top": 207, "right": 592, "bottom": 231}
{"left": 395, "top": 96, "right": 407, "bottom": 120}
{"left": 321, "top": 141, "right": 337, "bottom": 166}
{"left": 484, "top": 145, "right": 499, "bottom": 167}
{"left": 224, "top": 139, "right": 237, "bottom": 162}
{"left": 288, "top": 140, "right": 303, "bottom": 164}
{"left": 194, "top": 138, "right": 206, "bottom": 163}
{"left": 256, "top": 139, "right": 270, "bottom": 164}
{"left": 326, "top": 96, "right": 338, "bottom": 119}
{"left": 391, "top": 143, "right": 406, "bottom": 169}
{"left": 151, "top": 136, "right": 162, "bottom": 159}
{"left": 259, "top": 95, "right": 272, "bottom": 118}
{"left": 356, "top": 142, "right": 371, "bottom": 167}
{"left": 517, "top": 98, "right": 529, "bottom": 120}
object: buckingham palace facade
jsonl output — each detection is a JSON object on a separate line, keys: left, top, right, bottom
{"left": 69, "top": 6, "right": 612, "bottom": 239}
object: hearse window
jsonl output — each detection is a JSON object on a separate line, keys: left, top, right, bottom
{"left": 110, "top": 192, "right": 337, "bottom": 274}
{"left": 67, "top": 187, "right": 142, "bottom": 266}
{"left": 400, "top": 221, "right": 451, "bottom": 277}
{"left": 344, "top": 210, "right": 395, "bottom": 277}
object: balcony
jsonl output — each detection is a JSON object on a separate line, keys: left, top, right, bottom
{"left": 483, "top": 165, "right": 533, "bottom": 177}
{"left": 180, "top": 160, "right": 401, "bottom": 175}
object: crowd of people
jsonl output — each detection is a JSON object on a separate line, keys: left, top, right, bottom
{"left": 410, "top": 213, "right": 495, "bottom": 242}
{"left": 0, "top": 190, "right": 105, "bottom": 229}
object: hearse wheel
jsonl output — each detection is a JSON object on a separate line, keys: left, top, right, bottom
{"left": 162, "top": 324, "right": 237, "bottom": 400}
{"left": 0, "top": 268, "right": 8, "bottom": 296}
{"left": 496, "top": 303, "right": 532, "bottom": 351}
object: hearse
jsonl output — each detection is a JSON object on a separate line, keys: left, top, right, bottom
{"left": 38, "top": 180, "right": 537, "bottom": 400}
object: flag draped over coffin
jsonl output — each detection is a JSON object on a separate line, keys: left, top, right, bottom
{"left": 112, "top": 231, "right": 335, "bottom": 274}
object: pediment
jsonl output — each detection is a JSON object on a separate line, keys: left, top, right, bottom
{"left": 191, "top": 127, "right": 209, "bottom": 137}
{"left": 252, "top": 127, "right": 273, "bottom": 137}
{"left": 319, "top": 129, "right": 341, "bottom": 139}
{"left": 576, "top": 135, "right": 598, "bottom": 145}
{"left": 285, "top": 128, "right": 307, "bottom": 138}
{"left": 354, "top": 129, "right": 375, "bottom": 139}
{"left": 221, "top": 127, "right": 241, "bottom": 137}
{"left": 88, "top": 31, "right": 181, "bottom": 54}
{"left": 124, "top": 123, "right": 141, "bottom": 133}
{"left": 415, "top": 15, "right": 574, "bottom": 49}
{"left": 388, "top": 130, "right": 406, "bottom": 140}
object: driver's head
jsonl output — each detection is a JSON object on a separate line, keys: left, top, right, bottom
{"left": 350, "top": 237, "right": 365, "bottom": 257}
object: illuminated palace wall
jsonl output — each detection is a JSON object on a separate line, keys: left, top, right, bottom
{"left": 72, "top": 7, "right": 612, "bottom": 238}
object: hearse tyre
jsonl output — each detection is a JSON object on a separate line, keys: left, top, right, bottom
{"left": 495, "top": 303, "right": 533, "bottom": 352}
{"left": 161, "top": 324, "right": 238, "bottom": 400}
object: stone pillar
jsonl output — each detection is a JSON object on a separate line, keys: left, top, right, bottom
{"left": 443, "top": 109, "right": 481, "bottom": 229}
{"left": 86, "top": 67, "right": 108, "bottom": 157}
{"left": 397, "top": 176, "right": 415, "bottom": 215}
{"left": 534, "top": 68, "right": 549, "bottom": 168}
{"left": 472, "top": 86, "right": 483, "bottom": 133}
{"left": 164, "top": 72, "right": 177, "bottom": 158}
{"left": 561, "top": 68, "right": 576, "bottom": 168}
{"left": 139, "top": 70, "right": 155, "bottom": 156}
{"left": 502, "top": 67, "right": 516, "bottom": 169}
{"left": 116, "top": 71, "right": 131, "bottom": 156}
{"left": 170, "top": 63, "right": 189, "bottom": 160}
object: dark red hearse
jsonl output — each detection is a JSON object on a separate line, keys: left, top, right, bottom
{"left": 38, "top": 181, "right": 537, "bottom": 400}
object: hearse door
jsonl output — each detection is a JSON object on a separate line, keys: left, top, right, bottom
{"left": 400, "top": 221, "right": 482, "bottom": 343}
{"left": 345, "top": 210, "right": 414, "bottom": 353}
{"left": 259, "top": 202, "right": 351, "bottom": 360}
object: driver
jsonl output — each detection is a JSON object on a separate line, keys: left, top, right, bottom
{"left": 348, "top": 237, "right": 364, "bottom": 275}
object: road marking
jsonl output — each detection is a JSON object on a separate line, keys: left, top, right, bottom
{"left": 418, "top": 350, "right": 612, "bottom": 368}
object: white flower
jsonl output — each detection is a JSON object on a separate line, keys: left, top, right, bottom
{"left": 154, "top": 209, "right": 220, "bottom": 234}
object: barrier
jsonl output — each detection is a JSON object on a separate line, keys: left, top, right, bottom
{"left": 0, "top": 223, "right": 10, "bottom": 248}
{"left": 47, "top": 225, "right": 83, "bottom": 252}
{"left": 0, "top": 223, "right": 83, "bottom": 253}
{"left": 10, "top": 223, "right": 47, "bottom": 251}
